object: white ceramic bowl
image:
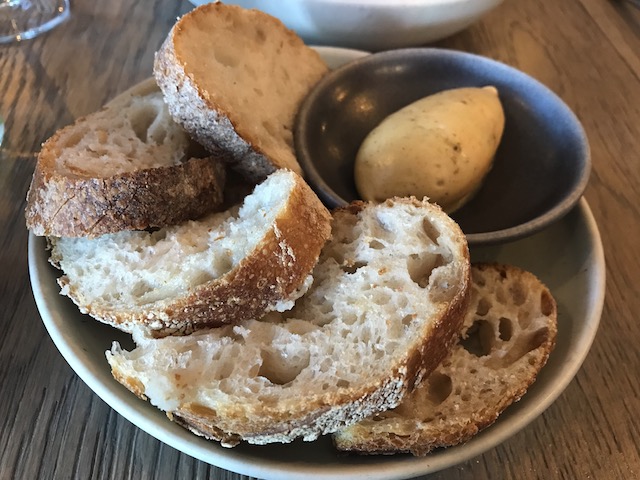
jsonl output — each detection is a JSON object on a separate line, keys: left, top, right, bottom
{"left": 188, "top": 0, "right": 504, "bottom": 51}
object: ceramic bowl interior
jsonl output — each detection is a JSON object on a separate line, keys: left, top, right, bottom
{"left": 295, "top": 48, "right": 591, "bottom": 245}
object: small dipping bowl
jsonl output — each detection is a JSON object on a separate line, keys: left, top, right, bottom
{"left": 295, "top": 48, "right": 591, "bottom": 246}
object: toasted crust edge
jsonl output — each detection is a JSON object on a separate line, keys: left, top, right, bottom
{"left": 135, "top": 199, "right": 472, "bottom": 445}
{"left": 63, "top": 171, "right": 332, "bottom": 336}
{"left": 155, "top": 30, "right": 277, "bottom": 182}
{"left": 153, "top": 3, "right": 328, "bottom": 182}
{"left": 24, "top": 76, "right": 229, "bottom": 238}
{"left": 26, "top": 153, "right": 227, "bottom": 238}
{"left": 333, "top": 262, "right": 558, "bottom": 456}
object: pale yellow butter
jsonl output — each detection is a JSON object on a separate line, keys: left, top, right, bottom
{"left": 354, "top": 86, "right": 505, "bottom": 213}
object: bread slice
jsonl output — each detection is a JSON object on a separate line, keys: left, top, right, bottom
{"left": 153, "top": 3, "right": 329, "bottom": 182}
{"left": 25, "top": 78, "right": 227, "bottom": 238}
{"left": 333, "top": 263, "right": 558, "bottom": 456}
{"left": 49, "top": 169, "right": 331, "bottom": 337}
{"left": 106, "top": 198, "right": 471, "bottom": 447}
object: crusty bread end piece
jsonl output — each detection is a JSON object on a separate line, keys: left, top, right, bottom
{"left": 107, "top": 198, "right": 471, "bottom": 446}
{"left": 25, "top": 78, "right": 227, "bottom": 238}
{"left": 333, "top": 263, "right": 558, "bottom": 456}
{"left": 49, "top": 169, "right": 331, "bottom": 337}
{"left": 153, "top": 3, "right": 329, "bottom": 182}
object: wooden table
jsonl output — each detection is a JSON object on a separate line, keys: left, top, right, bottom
{"left": 1, "top": 1, "right": 639, "bottom": 478}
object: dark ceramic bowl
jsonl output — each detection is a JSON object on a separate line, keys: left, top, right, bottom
{"left": 295, "top": 48, "right": 591, "bottom": 246}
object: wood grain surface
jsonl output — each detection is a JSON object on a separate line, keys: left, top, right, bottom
{"left": 1, "top": 1, "right": 639, "bottom": 479}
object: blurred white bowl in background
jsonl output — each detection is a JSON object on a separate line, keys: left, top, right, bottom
{"left": 188, "top": 0, "right": 504, "bottom": 51}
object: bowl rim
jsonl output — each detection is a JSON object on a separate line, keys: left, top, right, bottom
{"left": 296, "top": 47, "right": 592, "bottom": 246}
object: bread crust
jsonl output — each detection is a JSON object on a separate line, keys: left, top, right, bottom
{"left": 153, "top": 3, "right": 328, "bottom": 182}
{"left": 333, "top": 263, "right": 558, "bottom": 456}
{"left": 173, "top": 282, "right": 470, "bottom": 446}
{"left": 173, "top": 277, "right": 469, "bottom": 446}
{"left": 25, "top": 78, "right": 228, "bottom": 238}
{"left": 109, "top": 197, "right": 471, "bottom": 445}
{"left": 26, "top": 152, "right": 226, "bottom": 237}
{"left": 57, "top": 171, "right": 332, "bottom": 337}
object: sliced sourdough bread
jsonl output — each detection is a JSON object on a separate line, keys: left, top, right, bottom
{"left": 153, "top": 3, "right": 329, "bottom": 182}
{"left": 106, "top": 198, "right": 471, "bottom": 447}
{"left": 333, "top": 262, "right": 558, "bottom": 456}
{"left": 49, "top": 169, "right": 331, "bottom": 337}
{"left": 25, "top": 78, "right": 227, "bottom": 238}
